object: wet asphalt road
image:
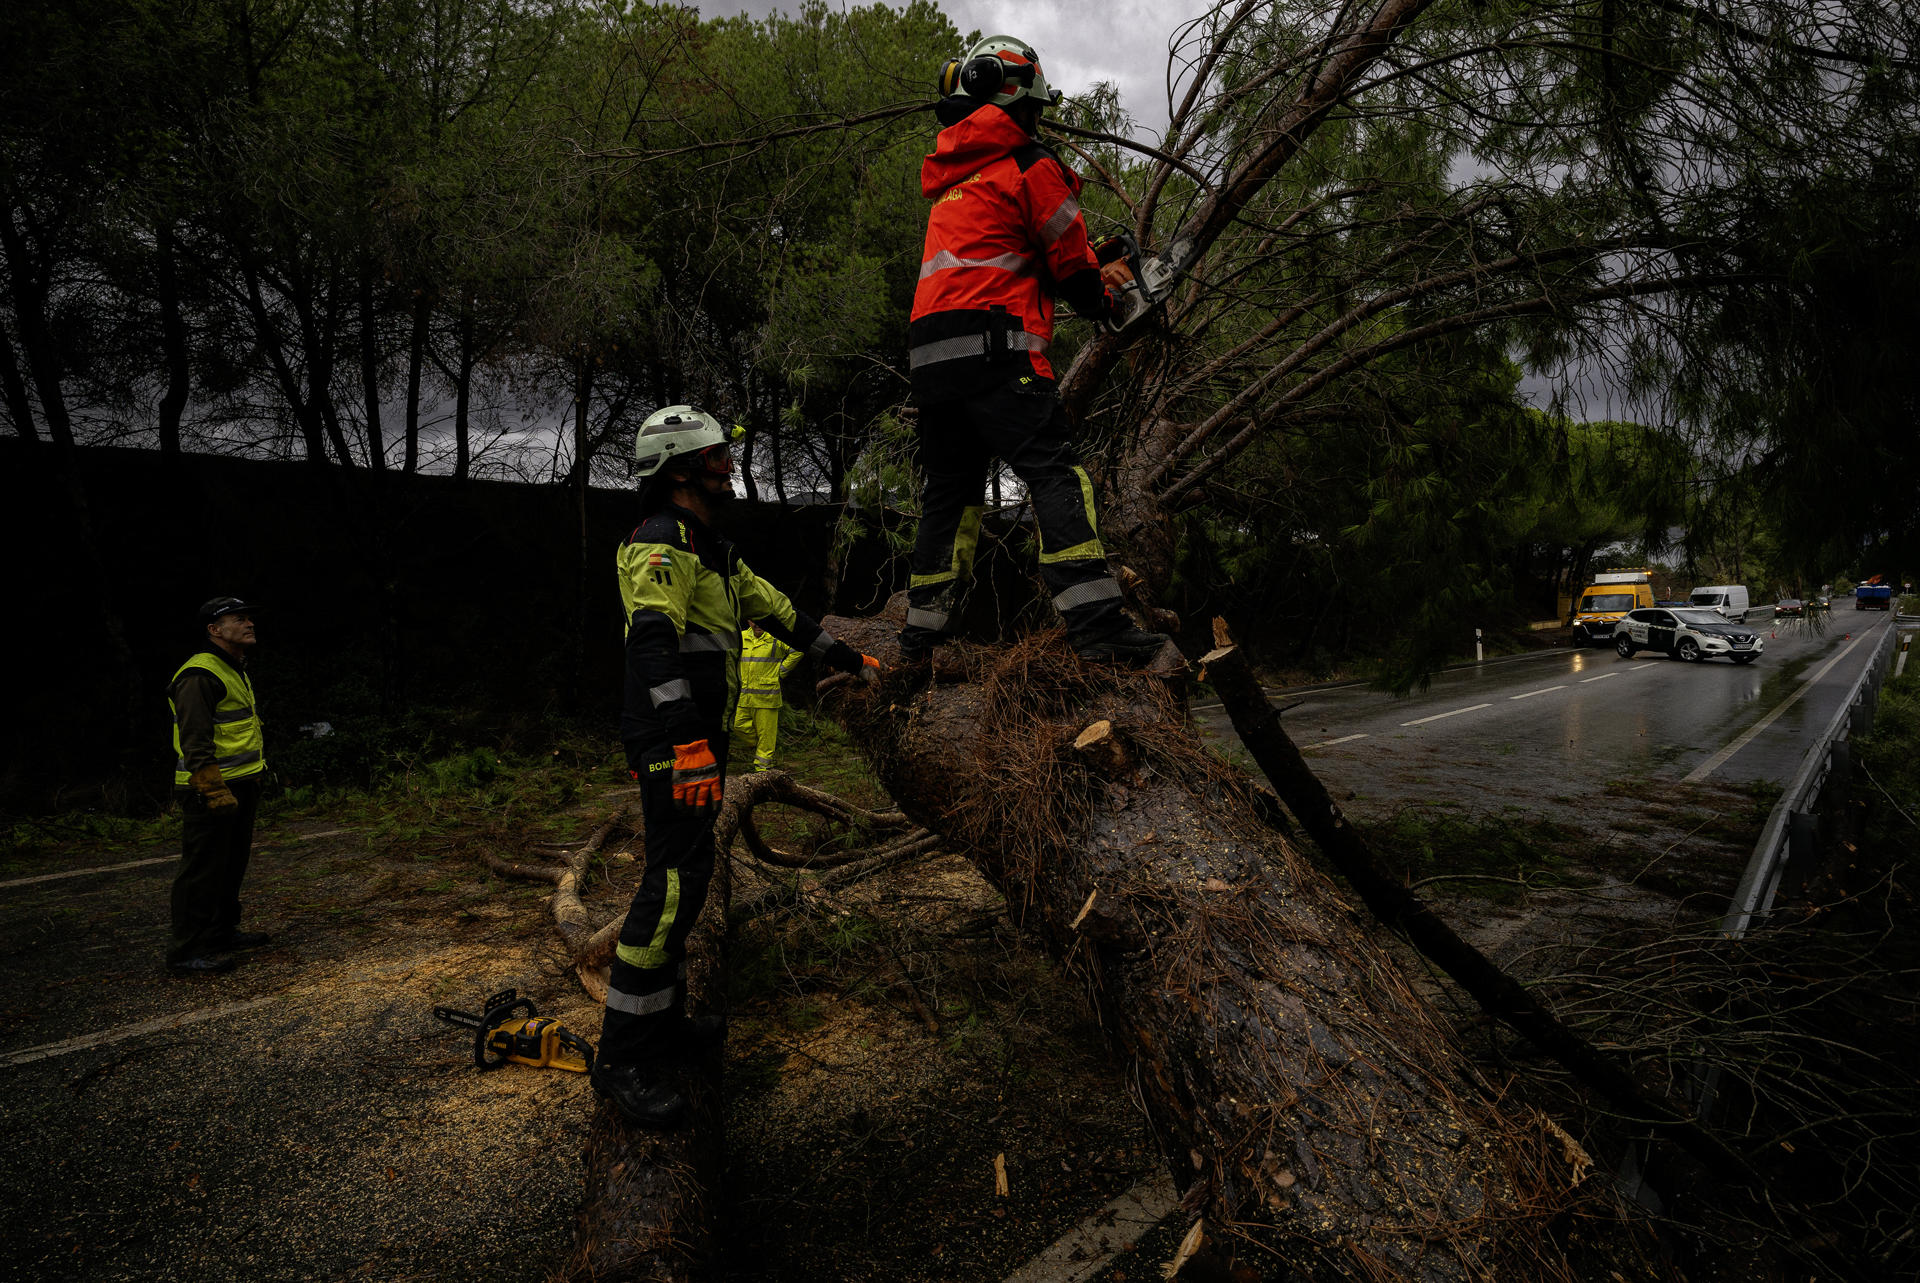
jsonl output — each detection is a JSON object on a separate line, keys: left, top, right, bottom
{"left": 1199, "top": 608, "right": 1898, "bottom": 819}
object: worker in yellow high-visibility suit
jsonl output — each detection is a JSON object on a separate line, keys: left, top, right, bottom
{"left": 732, "top": 620, "right": 803, "bottom": 771}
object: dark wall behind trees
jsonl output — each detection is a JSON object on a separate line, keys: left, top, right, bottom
{"left": 0, "top": 441, "right": 840, "bottom": 811}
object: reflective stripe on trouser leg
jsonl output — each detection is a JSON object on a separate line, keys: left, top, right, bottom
{"left": 751, "top": 707, "right": 779, "bottom": 769}
{"left": 906, "top": 446, "right": 988, "bottom": 644}
{"left": 732, "top": 705, "right": 779, "bottom": 770}
{"left": 600, "top": 744, "right": 719, "bottom": 1065}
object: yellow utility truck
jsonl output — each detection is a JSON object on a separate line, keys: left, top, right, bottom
{"left": 1573, "top": 569, "right": 1655, "bottom": 646}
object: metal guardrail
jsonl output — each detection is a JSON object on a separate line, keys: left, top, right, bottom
{"left": 1685, "top": 620, "right": 1912, "bottom": 1130}
{"left": 1720, "top": 621, "right": 1908, "bottom": 938}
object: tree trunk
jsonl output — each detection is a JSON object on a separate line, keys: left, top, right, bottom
{"left": 404, "top": 287, "right": 430, "bottom": 474}
{"left": 302, "top": 275, "right": 356, "bottom": 469}
{"left": 359, "top": 258, "right": 386, "bottom": 471}
{"left": 571, "top": 349, "right": 595, "bottom": 711}
{"left": 814, "top": 617, "right": 1602, "bottom": 1280}
{"left": 155, "top": 221, "right": 189, "bottom": 459}
{"left": 241, "top": 264, "right": 328, "bottom": 465}
{"left": 0, "top": 207, "right": 75, "bottom": 448}
{"left": 0, "top": 316, "right": 38, "bottom": 439}
{"left": 453, "top": 297, "right": 474, "bottom": 481}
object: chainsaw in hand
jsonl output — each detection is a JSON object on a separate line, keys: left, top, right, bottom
{"left": 1093, "top": 234, "right": 1197, "bottom": 333}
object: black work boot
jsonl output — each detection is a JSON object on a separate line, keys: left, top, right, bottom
{"left": 1075, "top": 626, "right": 1173, "bottom": 663}
{"left": 591, "top": 1061, "right": 690, "bottom": 1129}
{"left": 216, "top": 929, "right": 272, "bottom": 951}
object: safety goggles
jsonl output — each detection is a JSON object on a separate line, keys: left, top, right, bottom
{"left": 697, "top": 443, "right": 734, "bottom": 477}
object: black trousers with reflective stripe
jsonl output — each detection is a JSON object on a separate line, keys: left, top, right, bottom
{"left": 601, "top": 732, "right": 729, "bottom": 1065}
{"left": 169, "top": 774, "right": 261, "bottom": 964}
{"left": 906, "top": 377, "right": 1123, "bottom": 646}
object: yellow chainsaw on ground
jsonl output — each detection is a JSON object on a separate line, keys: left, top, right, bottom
{"left": 433, "top": 987, "right": 595, "bottom": 1073}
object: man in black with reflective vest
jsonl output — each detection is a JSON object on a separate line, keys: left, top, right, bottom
{"left": 166, "top": 596, "right": 273, "bottom": 976}
{"left": 902, "top": 34, "right": 1169, "bottom": 664}
{"left": 595, "top": 405, "right": 878, "bottom": 1129}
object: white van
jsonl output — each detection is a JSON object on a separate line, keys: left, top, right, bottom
{"left": 1689, "top": 585, "right": 1751, "bottom": 621}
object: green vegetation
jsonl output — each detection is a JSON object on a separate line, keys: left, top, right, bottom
{"left": 1856, "top": 662, "right": 1920, "bottom": 862}
{"left": 1367, "top": 805, "right": 1577, "bottom": 903}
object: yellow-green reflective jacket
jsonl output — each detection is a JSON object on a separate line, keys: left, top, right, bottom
{"left": 616, "top": 504, "right": 834, "bottom": 747}
{"left": 736, "top": 629, "right": 802, "bottom": 710}
{"left": 169, "top": 651, "right": 265, "bottom": 785}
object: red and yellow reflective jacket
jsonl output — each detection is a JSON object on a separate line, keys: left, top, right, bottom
{"left": 908, "top": 101, "right": 1106, "bottom": 396}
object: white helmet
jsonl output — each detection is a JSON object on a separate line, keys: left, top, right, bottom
{"left": 939, "top": 35, "right": 1061, "bottom": 112}
{"left": 632, "top": 404, "right": 738, "bottom": 479}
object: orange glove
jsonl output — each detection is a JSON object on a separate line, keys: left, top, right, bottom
{"left": 821, "top": 640, "right": 880, "bottom": 675}
{"left": 189, "top": 764, "right": 238, "bottom": 813}
{"left": 671, "top": 740, "right": 721, "bottom": 812}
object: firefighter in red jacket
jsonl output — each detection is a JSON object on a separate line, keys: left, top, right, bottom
{"left": 902, "top": 34, "right": 1169, "bottom": 664}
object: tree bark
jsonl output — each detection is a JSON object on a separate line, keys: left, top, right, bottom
{"left": 358, "top": 258, "right": 386, "bottom": 471}
{"left": 0, "top": 316, "right": 38, "bottom": 439}
{"left": 453, "top": 296, "right": 474, "bottom": 480}
{"left": 0, "top": 206, "right": 75, "bottom": 447}
{"left": 814, "top": 616, "right": 1602, "bottom": 1280}
{"left": 403, "top": 287, "right": 430, "bottom": 474}
{"left": 155, "top": 220, "right": 189, "bottom": 459}
{"left": 1198, "top": 626, "right": 1760, "bottom": 1188}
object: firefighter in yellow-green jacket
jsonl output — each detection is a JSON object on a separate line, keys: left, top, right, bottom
{"left": 165, "top": 597, "right": 274, "bottom": 976}
{"left": 593, "top": 405, "right": 879, "bottom": 1130}
{"left": 732, "top": 621, "right": 802, "bottom": 771}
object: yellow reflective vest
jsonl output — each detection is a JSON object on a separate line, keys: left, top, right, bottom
{"left": 616, "top": 503, "right": 835, "bottom": 747}
{"left": 737, "top": 628, "right": 802, "bottom": 710}
{"left": 170, "top": 651, "right": 266, "bottom": 785}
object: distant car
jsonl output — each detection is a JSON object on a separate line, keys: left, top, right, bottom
{"left": 1615, "top": 607, "right": 1764, "bottom": 664}
{"left": 1809, "top": 595, "right": 1831, "bottom": 611}
{"left": 1776, "top": 598, "right": 1804, "bottom": 617}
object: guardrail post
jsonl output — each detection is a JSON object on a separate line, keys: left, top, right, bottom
{"left": 1785, "top": 810, "right": 1821, "bottom": 890}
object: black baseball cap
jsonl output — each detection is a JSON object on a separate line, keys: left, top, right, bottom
{"left": 197, "top": 596, "right": 258, "bottom": 625}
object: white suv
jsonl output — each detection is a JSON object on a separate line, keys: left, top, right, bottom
{"left": 1614, "top": 607, "right": 1764, "bottom": 664}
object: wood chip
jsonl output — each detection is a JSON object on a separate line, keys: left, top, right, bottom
{"left": 1211, "top": 616, "right": 1234, "bottom": 648}
{"left": 1073, "top": 719, "right": 1113, "bottom": 749}
{"left": 1070, "top": 888, "right": 1099, "bottom": 929}
{"left": 994, "top": 1152, "right": 1009, "bottom": 1196}
{"left": 1164, "top": 1218, "right": 1206, "bottom": 1279}
{"left": 1199, "top": 646, "right": 1235, "bottom": 665}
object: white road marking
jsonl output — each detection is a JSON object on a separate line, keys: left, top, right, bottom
{"left": 1509, "top": 685, "right": 1566, "bottom": 700}
{"left": 2, "top": 826, "right": 356, "bottom": 891}
{"left": 0, "top": 856, "right": 176, "bottom": 889}
{"left": 0, "top": 996, "right": 280, "bottom": 1070}
{"left": 1682, "top": 632, "right": 1873, "bottom": 784}
{"left": 1630, "top": 664, "right": 1658, "bottom": 671}
{"left": 1302, "top": 733, "right": 1368, "bottom": 750}
{"left": 1401, "top": 703, "right": 1492, "bottom": 727}
{"left": 1001, "top": 1173, "right": 1179, "bottom": 1283}
{"left": 1579, "top": 673, "right": 1618, "bottom": 683}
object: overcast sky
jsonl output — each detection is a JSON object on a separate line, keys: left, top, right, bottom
{"left": 712, "top": 0, "right": 1211, "bottom": 135}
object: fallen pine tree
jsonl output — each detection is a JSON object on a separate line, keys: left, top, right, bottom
{"left": 812, "top": 611, "right": 1653, "bottom": 1280}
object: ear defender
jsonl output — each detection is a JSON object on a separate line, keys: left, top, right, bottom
{"left": 959, "top": 54, "right": 1008, "bottom": 100}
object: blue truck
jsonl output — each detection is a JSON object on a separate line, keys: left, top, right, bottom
{"left": 1855, "top": 581, "right": 1893, "bottom": 610}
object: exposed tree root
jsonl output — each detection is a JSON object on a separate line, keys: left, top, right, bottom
{"left": 474, "top": 770, "right": 939, "bottom": 1282}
